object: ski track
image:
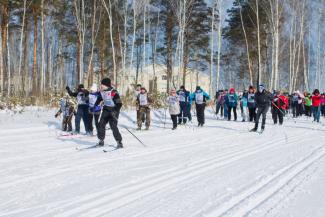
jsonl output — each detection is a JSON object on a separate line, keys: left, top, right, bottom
{"left": 0, "top": 108, "right": 324, "bottom": 217}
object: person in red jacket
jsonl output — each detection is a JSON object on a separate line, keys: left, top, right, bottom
{"left": 311, "top": 89, "right": 321, "bottom": 123}
{"left": 271, "top": 91, "right": 287, "bottom": 125}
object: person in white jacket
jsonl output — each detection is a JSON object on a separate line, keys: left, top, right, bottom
{"left": 167, "top": 88, "right": 180, "bottom": 130}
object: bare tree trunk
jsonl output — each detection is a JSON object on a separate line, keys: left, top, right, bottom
{"left": 166, "top": 6, "right": 173, "bottom": 93}
{"left": 1, "top": 4, "right": 8, "bottom": 96}
{"left": 18, "top": 0, "right": 27, "bottom": 95}
{"left": 216, "top": 0, "right": 223, "bottom": 91}
{"left": 101, "top": 0, "right": 117, "bottom": 85}
{"left": 6, "top": 16, "right": 10, "bottom": 97}
{"left": 41, "top": 0, "right": 45, "bottom": 95}
{"left": 32, "top": 12, "right": 38, "bottom": 96}
{"left": 87, "top": 0, "right": 98, "bottom": 87}
{"left": 209, "top": 3, "right": 214, "bottom": 95}
{"left": 0, "top": 22, "right": 3, "bottom": 96}
{"left": 256, "top": 0, "right": 262, "bottom": 86}
{"left": 240, "top": 5, "right": 252, "bottom": 86}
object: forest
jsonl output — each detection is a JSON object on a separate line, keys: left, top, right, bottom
{"left": 0, "top": 0, "right": 324, "bottom": 105}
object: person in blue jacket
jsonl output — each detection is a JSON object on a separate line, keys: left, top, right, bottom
{"left": 225, "top": 88, "right": 238, "bottom": 121}
{"left": 247, "top": 86, "right": 257, "bottom": 122}
{"left": 176, "top": 85, "right": 191, "bottom": 124}
{"left": 66, "top": 84, "right": 90, "bottom": 134}
{"left": 88, "top": 84, "right": 102, "bottom": 135}
{"left": 190, "top": 86, "right": 210, "bottom": 127}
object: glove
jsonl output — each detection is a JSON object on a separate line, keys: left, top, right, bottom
{"left": 274, "top": 98, "right": 278, "bottom": 102}
{"left": 55, "top": 113, "right": 59, "bottom": 118}
{"left": 66, "top": 86, "right": 70, "bottom": 91}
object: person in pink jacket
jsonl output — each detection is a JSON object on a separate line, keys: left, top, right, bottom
{"left": 321, "top": 93, "right": 325, "bottom": 117}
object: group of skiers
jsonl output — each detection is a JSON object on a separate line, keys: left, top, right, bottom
{"left": 56, "top": 78, "right": 123, "bottom": 148}
{"left": 215, "top": 85, "right": 324, "bottom": 131}
{"left": 55, "top": 79, "right": 324, "bottom": 147}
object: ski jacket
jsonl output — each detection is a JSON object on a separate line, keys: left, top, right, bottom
{"left": 312, "top": 94, "right": 321, "bottom": 107}
{"left": 190, "top": 89, "right": 210, "bottom": 105}
{"left": 321, "top": 96, "right": 325, "bottom": 105}
{"left": 255, "top": 90, "right": 273, "bottom": 107}
{"left": 176, "top": 89, "right": 191, "bottom": 104}
{"left": 304, "top": 96, "right": 312, "bottom": 107}
{"left": 88, "top": 92, "right": 102, "bottom": 113}
{"left": 240, "top": 95, "right": 248, "bottom": 108}
{"left": 136, "top": 91, "right": 153, "bottom": 108}
{"left": 56, "top": 99, "right": 75, "bottom": 118}
{"left": 272, "top": 95, "right": 287, "bottom": 110}
{"left": 167, "top": 95, "right": 180, "bottom": 115}
{"left": 225, "top": 93, "right": 238, "bottom": 108}
{"left": 95, "top": 87, "right": 122, "bottom": 112}
{"left": 247, "top": 93, "right": 256, "bottom": 108}
{"left": 67, "top": 88, "right": 89, "bottom": 106}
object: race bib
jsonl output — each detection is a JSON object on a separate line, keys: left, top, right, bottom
{"left": 77, "top": 92, "right": 86, "bottom": 105}
{"left": 169, "top": 96, "right": 177, "bottom": 104}
{"left": 248, "top": 94, "right": 255, "bottom": 103}
{"left": 139, "top": 94, "right": 148, "bottom": 106}
{"left": 229, "top": 95, "right": 235, "bottom": 103}
{"left": 101, "top": 91, "right": 115, "bottom": 107}
{"left": 89, "top": 94, "right": 98, "bottom": 107}
{"left": 195, "top": 92, "right": 204, "bottom": 104}
{"left": 178, "top": 91, "right": 186, "bottom": 102}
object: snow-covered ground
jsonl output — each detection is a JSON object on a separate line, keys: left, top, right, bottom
{"left": 0, "top": 107, "right": 325, "bottom": 217}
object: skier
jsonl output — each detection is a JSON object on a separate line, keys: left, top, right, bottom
{"left": 215, "top": 90, "right": 224, "bottom": 117}
{"left": 297, "top": 90, "right": 305, "bottom": 116}
{"left": 136, "top": 87, "right": 153, "bottom": 130}
{"left": 66, "top": 84, "right": 90, "bottom": 134}
{"left": 247, "top": 86, "right": 257, "bottom": 122}
{"left": 225, "top": 88, "right": 238, "bottom": 121}
{"left": 167, "top": 88, "right": 180, "bottom": 130}
{"left": 134, "top": 84, "right": 144, "bottom": 123}
{"left": 291, "top": 92, "right": 299, "bottom": 117}
{"left": 240, "top": 90, "right": 248, "bottom": 122}
{"left": 321, "top": 93, "right": 325, "bottom": 117}
{"left": 311, "top": 89, "right": 321, "bottom": 123}
{"left": 271, "top": 91, "right": 287, "bottom": 125}
{"left": 88, "top": 84, "right": 101, "bottom": 135}
{"left": 176, "top": 85, "right": 190, "bottom": 124}
{"left": 223, "top": 89, "right": 229, "bottom": 119}
{"left": 190, "top": 86, "right": 210, "bottom": 127}
{"left": 250, "top": 84, "right": 273, "bottom": 132}
{"left": 304, "top": 92, "right": 312, "bottom": 117}
{"left": 55, "top": 95, "right": 75, "bottom": 132}
{"left": 95, "top": 78, "right": 123, "bottom": 148}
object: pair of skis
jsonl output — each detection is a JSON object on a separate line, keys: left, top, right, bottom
{"left": 76, "top": 144, "right": 121, "bottom": 153}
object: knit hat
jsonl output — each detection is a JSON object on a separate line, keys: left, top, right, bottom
{"left": 78, "top": 84, "right": 84, "bottom": 89}
{"left": 90, "top": 83, "right": 98, "bottom": 92}
{"left": 229, "top": 88, "right": 235, "bottom": 93}
{"left": 101, "top": 78, "right": 111, "bottom": 87}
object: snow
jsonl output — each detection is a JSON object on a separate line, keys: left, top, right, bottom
{"left": 0, "top": 107, "right": 325, "bottom": 217}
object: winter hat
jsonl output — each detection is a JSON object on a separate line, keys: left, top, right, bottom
{"left": 78, "top": 84, "right": 84, "bottom": 89}
{"left": 180, "top": 85, "right": 185, "bottom": 90}
{"left": 259, "top": 84, "right": 265, "bottom": 91}
{"left": 101, "top": 78, "right": 111, "bottom": 87}
{"left": 229, "top": 88, "right": 235, "bottom": 93}
{"left": 90, "top": 83, "right": 98, "bottom": 92}
{"left": 196, "top": 86, "right": 201, "bottom": 91}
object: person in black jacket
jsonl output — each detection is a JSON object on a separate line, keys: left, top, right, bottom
{"left": 95, "top": 78, "right": 123, "bottom": 148}
{"left": 250, "top": 84, "right": 273, "bottom": 132}
{"left": 66, "top": 84, "right": 90, "bottom": 134}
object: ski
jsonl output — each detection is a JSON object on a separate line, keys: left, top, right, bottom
{"left": 76, "top": 144, "right": 103, "bottom": 151}
{"left": 103, "top": 147, "right": 122, "bottom": 153}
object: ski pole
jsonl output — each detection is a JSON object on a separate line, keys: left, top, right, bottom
{"left": 122, "top": 125, "right": 147, "bottom": 147}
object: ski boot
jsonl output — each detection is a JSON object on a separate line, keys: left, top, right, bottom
{"left": 97, "top": 140, "right": 104, "bottom": 147}
{"left": 116, "top": 141, "right": 123, "bottom": 149}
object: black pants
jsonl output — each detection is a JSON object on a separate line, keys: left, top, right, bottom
{"left": 178, "top": 103, "right": 188, "bottom": 124}
{"left": 248, "top": 107, "right": 256, "bottom": 122}
{"left": 196, "top": 104, "right": 206, "bottom": 125}
{"left": 89, "top": 112, "right": 100, "bottom": 133}
{"left": 171, "top": 115, "right": 178, "bottom": 129}
{"left": 97, "top": 109, "right": 122, "bottom": 142}
{"left": 228, "top": 106, "right": 237, "bottom": 121}
{"left": 272, "top": 107, "right": 284, "bottom": 124}
{"left": 305, "top": 106, "right": 311, "bottom": 117}
{"left": 216, "top": 102, "right": 223, "bottom": 116}
{"left": 255, "top": 105, "right": 269, "bottom": 129}
{"left": 62, "top": 116, "right": 72, "bottom": 131}
{"left": 292, "top": 102, "right": 298, "bottom": 117}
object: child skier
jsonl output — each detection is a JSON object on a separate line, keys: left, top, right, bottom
{"left": 167, "top": 88, "right": 180, "bottom": 130}
{"left": 190, "top": 86, "right": 210, "bottom": 127}
{"left": 66, "top": 84, "right": 90, "bottom": 134}
{"left": 55, "top": 95, "right": 75, "bottom": 132}
{"left": 88, "top": 84, "right": 101, "bottom": 135}
{"left": 136, "top": 87, "right": 153, "bottom": 130}
{"left": 95, "top": 78, "right": 123, "bottom": 148}
{"left": 240, "top": 90, "right": 248, "bottom": 122}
